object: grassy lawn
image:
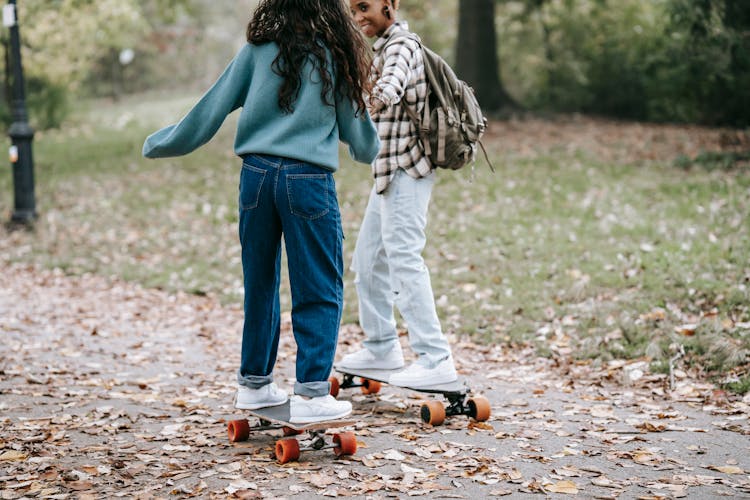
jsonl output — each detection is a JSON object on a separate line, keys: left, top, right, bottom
{"left": 1, "top": 92, "right": 748, "bottom": 392}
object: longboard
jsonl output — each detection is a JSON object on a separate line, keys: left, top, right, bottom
{"left": 226, "top": 400, "right": 357, "bottom": 463}
{"left": 330, "top": 365, "right": 491, "bottom": 426}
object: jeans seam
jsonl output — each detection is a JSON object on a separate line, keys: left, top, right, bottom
{"left": 245, "top": 153, "right": 281, "bottom": 168}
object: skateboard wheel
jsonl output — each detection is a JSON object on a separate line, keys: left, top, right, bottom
{"left": 361, "top": 379, "right": 381, "bottom": 395}
{"left": 468, "top": 396, "right": 491, "bottom": 422}
{"left": 333, "top": 432, "right": 357, "bottom": 457}
{"left": 421, "top": 401, "right": 446, "bottom": 426}
{"left": 275, "top": 438, "right": 301, "bottom": 464}
{"left": 329, "top": 376, "right": 340, "bottom": 397}
{"left": 227, "top": 419, "right": 251, "bottom": 442}
{"left": 282, "top": 426, "right": 304, "bottom": 437}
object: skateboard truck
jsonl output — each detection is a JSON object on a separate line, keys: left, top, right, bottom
{"left": 227, "top": 406, "right": 357, "bottom": 464}
{"left": 274, "top": 429, "right": 356, "bottom": 464}
{"left": 330, "top": 369, "right": 491, "bottom": 426}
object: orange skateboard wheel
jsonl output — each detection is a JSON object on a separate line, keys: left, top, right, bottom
{"left": 333, "top": 432, "right": 357, "bottom": 457}
{"left": 420, "top": 401, "right": 446, "bottom": 426}
{"left": 275, "top": 438, "right": 301, "bottom": 464}
{"left": 468, "top": 396, "right": 491, "bottom": 422}
{"left": 329, "top": 376, "right": 340, "bottom": 397}
{"left": 282, "top": 426, "right": 304, "bottom": 436}
{"left": 227, "top": 419, "right": 251, "bottom": 442}
{"left": 361, "top": 379, "right": 381, "bottom": 395}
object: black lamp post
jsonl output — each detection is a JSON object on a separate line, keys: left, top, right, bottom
{"left": 5, "top": 0, "right": 36, "bottom": 226}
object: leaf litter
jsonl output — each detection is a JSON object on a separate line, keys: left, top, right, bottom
{"left": 1, "top": 264, "right": 750, "bottom": 498}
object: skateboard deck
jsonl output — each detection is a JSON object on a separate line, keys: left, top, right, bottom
{"left": 334, "top": 366, "right": 469, "bottom": 395}
{"left": 331, "top": 364, "right": 491, "bottom": 426}
{"left": 226, "top": 400, "right": 357, "bottom": 463}
{"left": 243, "top": 401, "right": 357, "bottom": 431}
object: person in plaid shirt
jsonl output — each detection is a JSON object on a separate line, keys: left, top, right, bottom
{"left": 340, "top": 0, "right": 458, "bottom": 387}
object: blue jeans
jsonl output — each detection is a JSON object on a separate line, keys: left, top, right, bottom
{"left": 351, "top": 169, "right": 452, "bottom": 368}
{"left": 236, "top": 154, "right": 343, "bottom": 397}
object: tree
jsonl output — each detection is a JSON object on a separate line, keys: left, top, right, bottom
{"left": 0, "top": 0, "right": 204, "bottom": 127}
{"left": 455, "top": 0, "right": 516, "bottom": 112}
{"left": 18, "top": 1, "right": 147, "bottom": 92}
{"left": 660, "top": 0, "right": 750, "bottom": 125}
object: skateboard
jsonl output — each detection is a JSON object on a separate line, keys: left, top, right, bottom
{"left": 226, "top": 401, "right": 357, "bottom": 464}
{"left": 329, "top": 365, "right": 491, "bottom": 426}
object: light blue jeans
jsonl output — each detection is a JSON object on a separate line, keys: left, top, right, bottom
{"left": 351, "top": 168, "right": 452, "bottom": 368}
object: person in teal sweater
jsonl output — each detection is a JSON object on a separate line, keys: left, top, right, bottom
{"left": 143, "top": 0, "right": 380, "bottom": 423}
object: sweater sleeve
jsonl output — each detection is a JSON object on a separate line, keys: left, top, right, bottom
{"left": 371, "top": 37, "right": 418, "bottom": 107}
{"left": 335, "top": 95, "right": 381, "bottom": 164}
{"left": 142, "top": 45, "right": 253, "bottom": 158}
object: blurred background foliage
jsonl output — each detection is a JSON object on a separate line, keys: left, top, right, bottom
{"left": 0, "top": 0, "right": 748, "bottom": 129}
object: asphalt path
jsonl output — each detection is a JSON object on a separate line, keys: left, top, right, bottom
{"left": 1, "top": 264, "right": 749, "bottom": 499}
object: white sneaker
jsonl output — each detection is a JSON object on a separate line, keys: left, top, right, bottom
{"left": 389, "top": 357, "right": 458, "bottom": 387}
{"left": 289, "top": 395, "right": 352, "bottom": 424}
{"left": 338, "top": 344, "right": 405, "bottom": 370}
{"left": 235, "top": 383, "right": 288, "bottom": 410}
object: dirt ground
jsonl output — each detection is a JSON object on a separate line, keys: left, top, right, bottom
{"left": 484, "top": 115, "right": 750, "bottom": 165}
{"left": 1, "top": 263, "right": 749, "bottom": 499}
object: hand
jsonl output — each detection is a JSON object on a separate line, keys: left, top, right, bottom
{"left": 368, "top": 95, "right": 387, "bottom": 114}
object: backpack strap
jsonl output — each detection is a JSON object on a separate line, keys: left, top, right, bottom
{"left": 381, "top": 31, "right": 432, "bottom": 157}
{"left": 477, "top": 140, "right": 496, "bottom": 173}
{"left": 398, "top": 94, "right": 432, "bottom": 157}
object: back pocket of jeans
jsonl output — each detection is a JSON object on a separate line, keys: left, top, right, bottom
{"left": 239, "top": 164, "right": 266, "bottom": 210}
{"left": 287, "top": 174, "right": 330, "bottom": 220}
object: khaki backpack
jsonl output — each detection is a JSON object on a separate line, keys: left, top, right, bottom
{"left": 387, "top": 32, "right": 494, "bottom": 172}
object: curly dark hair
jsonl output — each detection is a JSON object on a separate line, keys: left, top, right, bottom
{"left": 247, "top": 0, "right": 372, "bottom": 114}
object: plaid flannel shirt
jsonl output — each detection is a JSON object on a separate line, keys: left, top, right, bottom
{"left": 370, "top": 21, "right": 431, "bottom": 194}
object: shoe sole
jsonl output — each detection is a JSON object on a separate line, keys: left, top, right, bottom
{"left": 234, "top": 398, "right": 288, "bottom": 411}
{"left": 389, "top": 375, "right": 458, "bottom": 388}
{"left": 337, "top": 361, "right": 405, "bottom": 370}
{"left": 289, "top": 409, "right": 352, "bottom": 424}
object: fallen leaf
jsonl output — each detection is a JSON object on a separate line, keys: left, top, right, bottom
{"left": 0, "top": 450, "right": 28, "bottom": 462}
{"left": 708, "top": 465, "right": 744, "bottom": 474}
{"left": 306, "top": 473, "right": 335, "bottom": 488}
{"left": 490, "top": 489, "right": 513, "bottom": 496}
{"left": 591, "top": 475, "right": 621, "bottom": 488}
{"left": 632, "top": 450, "right": 663, "bottom": 466}
{"left": 383, "top": 449, "right": 405, "bottom": 461}
{"left": 590, "top": 405, "right": 616, "bottom": 418}
{"left": 675, "top": 324, "right": 697, "bottom": 336}
{"left": 636, "top": 422, "right": 667, "bottom": 432}
{"left": 546, "top": 480, "right": 579, "bottom": 494}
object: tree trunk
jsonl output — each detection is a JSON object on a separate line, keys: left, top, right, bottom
{"left": 455, "top": 0, "right": 515, "bottom": 112}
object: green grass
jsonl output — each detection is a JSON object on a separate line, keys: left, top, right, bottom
{"left": 1, "top": 92, "right": 749, "bottom": 392}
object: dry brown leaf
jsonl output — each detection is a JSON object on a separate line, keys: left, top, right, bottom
{"left": 0, "top": 450, "right": 28, "bottom": 462}
{"left": 490, "top": 489, "right": 513, "bottom": 496}
{"left": 636, "top": 422, "right": 667, "bottom": 432}
{"left": 708, "top": 465, "right": 744, "bottom": 474}
{"left": 469, "top": 421, "right": 494, "bottom": 431}
{"left": 633, "top": 451, "right": 662, "bottom": 466}
{"left": 674, "top": 324, "right": 698, "bottom": 336}
{"left": 591, "top": 475, "right": 621, "bottom": 488}
{"left": 553, "top": 465, "right": 582, "bottom": 477}
{"left": 65, "top": 480, "right": 95, "bottom": 491}
{"left": 546, "top": 480, "right": 579, "bottom": 494}
{"left": 307, "top": 473, "right": 335, "bottom": 488}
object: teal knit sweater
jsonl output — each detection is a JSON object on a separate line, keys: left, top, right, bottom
{"left": 143, "top": 42, "right": 380, "bottom": 170}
